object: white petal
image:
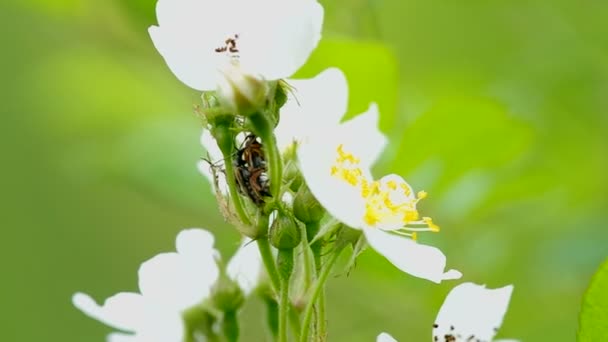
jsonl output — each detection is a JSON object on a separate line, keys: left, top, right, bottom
{"left": 433, "top": 283, "right": 514, "bottom": 342}
{"left": 200, "top": 130, "right": 224, "bottom": 163}
{"left": 363, "top": 228, "right": 461, "bottom": 283}
{"left": 297, "top": 136, "right": 367, "bottom": 229}
{"left": 72, "top": 292, "right": 145, "bottom": 332}
{"left": 149, "top": 0, "right": 234, "bottom": 90}
{"left": 148, "top": 27, "right": 222, "bottom": 91}
{"left": 376, "top": 332, "right": 398, "bottom": 342}
{"left": 276, "top": 68, "right": 348, "bottom": 151}
{"left": 138, "top": 229, "right": 219, "bottom": 309}
{"left": 227, "top": 239, "right": 263, "bottom": 296}
{"left": 197, "top": 160, "right": 228, "bottom": 196}
{"left": 150, "top": 0, "right": 322, "bottom": 90}
{"left": 334, "top": 103, "right": 387, "bottom": 167}
{"left": 175, "top": 228, "right": 218, "bottom": 259}
{"left": 107, "top": 332, "right": 137, "bottom": 342}
{"left": 134, "top": 311, "right": 185, "bottom": 342}
{"left": 238, "top": 0, "right": 324, "bottom": 80}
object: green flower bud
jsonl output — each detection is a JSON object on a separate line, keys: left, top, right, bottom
{"left": 293, "top": 185, "right": 325, "bottom": 224}
{"left": 218, "top": 65, "right": 268, "bottom": 116}
{"left": 182, "top": 305, "right": 218, "bottom": 341}
{"left": 212, "top": 272, "right": 245, "bottom": 313}
{"left": 283, "top": 160, "right": 303, "bottom": 192}
{"left": 269, "top": 212, "right": 301, "bottom": 250}
{"left": 274, "top": 81, "right": 289, "bottom": 110}
{"left": 209, "top": 114, "right": 236, "bottom": 155}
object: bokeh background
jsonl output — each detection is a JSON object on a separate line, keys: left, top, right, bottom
{"left": 2, "top": 0, "right": 607, "bottom": 340}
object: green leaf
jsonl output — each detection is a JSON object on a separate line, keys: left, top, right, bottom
{"left": 294, "top": 38, "right": 399, "bottom": 132}
{"left": 578, "top": 258, "right": 608, "bottom": 341}
{"left": 391, "top": 95, "right": 532, "bottom": 192}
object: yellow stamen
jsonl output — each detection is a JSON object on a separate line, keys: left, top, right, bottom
{"left": 329, "top": 145, "right": 440, "bottom": 239}
{"left": 423, "top": 217, "right": 440, "bottom": 232}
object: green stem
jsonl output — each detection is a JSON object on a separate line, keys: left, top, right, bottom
{"left": 263, "top": 293, "right": 279, "bottom": 339}
{"left": 222, "top": 310, "right": 239, "bottom": 342}
{"left": 278, "top": 277, "right": 290, "bottom": 342}
{"left": 249, "top": 111, "right": 282, "bottom": 199}
{"left": 317, "top": 288, "right": 326, "bottom": 341}
{"left": 289, "top": 307, "right": 301, "bottom": 341}
{"left": 300, "top": 248, "right": 343, "bottom": 342}
{"left": 301, "top": 224, "right": 314, "bottom": 292}
{"left": 277, "top": 249, "right": 294, "bottom": 342}
{"left": 258, "top": 236, "right": 301, "bottom": 341}
{"left": 222, "top": 152, "right": 252, "bottom": 226}
{"left": 257, "top": 237, "right": 281, "bottom": 293}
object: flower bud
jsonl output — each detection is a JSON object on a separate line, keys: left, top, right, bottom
{"left": 274, "top": 82, "right": 289, "bottom": 110}
{"left": 210, "top": 115, "right": 236, "bottom": 155}
{"left": 269, "top": 211, "right": 301, "bottom": 250}
{"left": 218, "top": 64, "right": 268, "bottom": 116}
{"left": 212, "top": 272, "right": 245, "bottom": 313}
{"left": 293, "top": 185, "right": 325, "bottom": 224}
{"left": 283, "top": 160, "right": 303, "bottom": 192}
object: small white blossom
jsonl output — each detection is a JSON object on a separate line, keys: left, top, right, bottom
{"left": 378, "top": 282, "right": 516, "bottom": 342}
{"left": 197, "top": 129, "right": 229, "bottom": 196}
{"left": 149, "top": 0, "right": 324, "bottom": 91}
{"left": 226, "top": 238, "right": 264, "bottom": 296}
{"left": 73, "top": 229, "right": 263, "bottom": 341}
{"left": 280, "top": 68, "right": 460, "bottom": 283}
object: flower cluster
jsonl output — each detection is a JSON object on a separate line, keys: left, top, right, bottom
{"left": 72, "top": 0, "right": 517, "bottom": 340}
{"left": 73, "top": 229, "right": 263, "bottom": 341}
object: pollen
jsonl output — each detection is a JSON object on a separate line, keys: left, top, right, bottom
{"left": 329, "top": 144, "right": 440, "bottom": 236}
{"left": 330, "top": 144, "right": 365, "bottom": 187}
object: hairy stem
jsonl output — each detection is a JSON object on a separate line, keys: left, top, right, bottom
{"left": 300, "top": 247, "right": 343, "bottom": 342}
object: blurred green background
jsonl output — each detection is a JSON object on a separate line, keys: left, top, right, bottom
{"left": 2, "top": 0, "right": 607, "bottom": 340}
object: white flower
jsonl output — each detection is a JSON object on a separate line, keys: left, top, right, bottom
{"left": 377, "top": 282, "right": 516, "bottom": 342}
{"left": 226, "top": 238, "right": 264, "bottom": 296}
{"left": 148, "top": 0, "right": 324, "bottom": 91}
{"left": 198, "top": 129, "right": 229, "bottom": 196}
{"left": 73, "top": 229, "right": 263, "bottom": 341}
{"left": 279, "top": 68, "right": 460, "bottom": 283}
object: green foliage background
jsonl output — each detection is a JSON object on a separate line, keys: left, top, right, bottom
{"left": 1, "top": 0, "right": 606, "bottom": 340}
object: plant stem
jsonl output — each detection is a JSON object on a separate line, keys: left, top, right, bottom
{"left": 300, "top": 248, "right": 343, "bottom": 342}
{"left": 248, "top": 111, "right": 282, "bottom": 199}
{"left": 258, "top": 236, "right": 301, "bottom": 341}
{"left": 222, "top": 310, "right": 239, "bottom": 342}
{"left": 221, "top": 153, "right": 252, "bottom": 226}
{"left": 257, "top": 237, "right": 281, "bottom": 293}
{"left": 317, "top": 288, "right": 326, "bottom": 341}
{"left": 301, "top": 224, "right": 314, "bottom": 292}
{"left": 289, "top": 307, "right": 301, "bottom": 341}
{"left": 278, "top": 277, "right": 290, "bottom": 342}
{"left": 277, "top": 249, "right": 295, "bottom": 342}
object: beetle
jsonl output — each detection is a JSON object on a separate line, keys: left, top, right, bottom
{"left": 233, "top": 134, "right": 271, "bottom": 206}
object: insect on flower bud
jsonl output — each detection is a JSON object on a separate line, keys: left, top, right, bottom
{"left": 293, "top": 184, "right": 325, "bottom": 224}
{"left": 269, "top": 211, "right": 301, "bottom": 250}
{"left": 217, "top": 64, "right": 268, "bottom": 116}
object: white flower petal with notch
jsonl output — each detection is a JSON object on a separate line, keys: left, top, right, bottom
{"left": 297, "top": 102, "right": 460, "bottom": 283}
{"left": 149, "top": 0, "right": 324, "bottom": 91}
{"left": 433, "top": 283, "right": 515, "bottom": 342}
{"left": 297, "top": 104, "right": 385, "bottom": 228}
{"left": 73, "top": 228, "right": 220, "bottom": 341}
{"left": 276, "top": 68, "right": 349, "bottom": 151}
{"left": 363, "top": 228, "right": 461, "bottom": 284}
{"left": 376, "top": 283, "right": 515, "bottom": 342}
{"left": 72, "top": 292, "right": 145, "bottom": 333}
{"left": 138, "top": 229, "right": 220, "bottom": 311}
